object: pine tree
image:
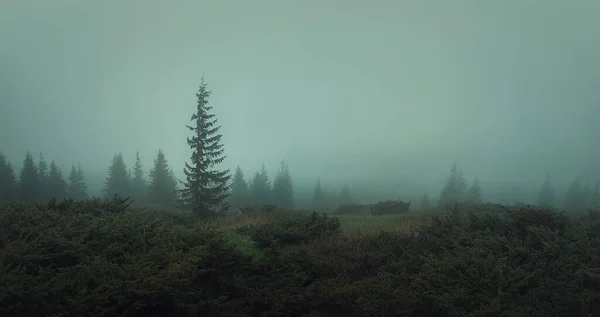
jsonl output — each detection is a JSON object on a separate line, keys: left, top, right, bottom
{"left": 582, "top": 182, "right": 591, "bottom": 209}
{"left": 103, "top": 153, "right": 130, "bottom": 198}
{"left": 312, "top": 179, "right": 325, "bottom": 211}
{"left": 67, "top": 164, "right": 88, "bottom": 200}
{"left": 339, "top": 183, "right": 353, "bottom": 205}
{"left": 438, "top": 162, "right": 467, "bottom": 207}
{"left": 131, "top": 151, "right": 147, "bottom": 202}
{"left": 420, "top": 193, "right": 431, "bottom": 210}
{"left": 47, "top": 160, "right": 67, "bottom": 200}
{"left": 537, "top": 173, "right": 554, "bottom": 207}
{"left": 0, "top": 152, "right": 18, "bottom": 203}
{"left": 230, "top": 166, "right": 250, "bottom": 209}
{"left": 19, "top": 151, "right": 39, "bottom": 202}
{"left": 271, "top": 160, "right": 294, "bottom": 208}
{"left": 179, "top": 77, "right": 231, "bottom": 217}
{"left": 466, "top": 178, "right": 482, "bottom": 203}
{"left": 147, "top": 149, "right": 178, "bottom": 206}
{"left": 37, "top": 153, "right": 50, "bottom": 201}
{"left": 564, "top": 178, "right": 584, "bottom": 211}
{"left": 249, "top": 164, "right": 270, "bottom": 205}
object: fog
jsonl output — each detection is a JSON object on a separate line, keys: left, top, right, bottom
{"left": 1, "top": 0, "right": 599, "bottom": 203}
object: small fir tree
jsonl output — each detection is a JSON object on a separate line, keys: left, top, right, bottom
{"left": 0, "top": 152, "right": 18, "bottom": 203}
{"left": 103, "top": 153, "right": 130, "bottom": 198}
{"left": 229, "top": 166, "right": 250, "bottom": 209}
{"left": 249, "top": 164, "right": 271, "bottom": 205}
{"left": 47, "top": 160, "right": 67, "bottom": 200}
{"left": 147, "top": 149, "right": 178, "bottom": 206}
{"left": 312, "top": 178, "right": 325, "bottom": 211}
{"left": 438, "top": 162, "right": 468, "bottom": 207}
{"left": 179, "top": 77, "right": 231, "bottom": 217}
{"left": 564, "top": 178, "right": 584, "bottom": 211}
{"left": 339, "top": 183, "right": 353, "bottom": 205}
{"left": 131, "top": 151, "right": 147, "bottom": 202}
{"left": 271, "top": 160, "right": 294, "bottom": 208}
{"left": 466, "top": 178, "right": 483, "bottom": 203}
{"left": 420, "top": 193, "right": 431, "bottom": 210}
{"left": 19, "top": 151, "right": 39, "bottom": 202}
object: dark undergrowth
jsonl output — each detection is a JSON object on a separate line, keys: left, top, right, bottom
{"left": 1, "top": 197, "right": 600, "bottom": 317}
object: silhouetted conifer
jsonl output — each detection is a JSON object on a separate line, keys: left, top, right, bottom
{"left": 103, "top": 153, "right": 130, "bottom": 198}
{"left": 37, "top": 153, "right": 50, "bottom": 201}
{"left": 438, "top": 162, "right": 467, "bottom": 207}
{"left": 537, "top": 173, "right": 554, "bottom": 207}
{"left": 0, "top": 152, "right": 18, "bottom": 203}
{"left": 271, "top": 160, "right": 294, "bottom": 208}
{"left": 249, "top": 164, "right": 270, "bottom": 204}
{"left": 67, "top": 164, "right": 88, "bottom": 200}
{"left": 179, "top": 78, "right": 231, "bottom": 217}
{"left": 131, "top": 151, "right": 147, "bottom": 202}
{"left": 47, "top": 160, "right": 67, "bottom": 200}
{"left": 147, "top": 149, "right": 178, "bottom": 206}
{"left": 18, "top": 151, "right": 39, "bottom": 202}
{"left": 230, "top": 166, "right": 250, "bottom": 209}
{"left": 582, "top": 182, "right": 591, "bottom": 209}
{"left": 467, "top": 178, "right": 482, "bottom": 203}
{"left": 592, "top": 182, "right": 600, "bottom": 210}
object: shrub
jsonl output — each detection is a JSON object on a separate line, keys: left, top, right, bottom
{"left": 370, "top": 200, "right": 411, "bottom": 215}
{"left": 236, "top": 211, "right": 341, "bottom": 249}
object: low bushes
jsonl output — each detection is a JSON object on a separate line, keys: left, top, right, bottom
{"left": 2, "top": 198, "right": 600, "bottom": 316}
{"left": 370, "top": 199, "right": 411, "bottom": 215}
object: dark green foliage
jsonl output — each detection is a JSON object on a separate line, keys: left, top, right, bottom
{"left": 438, "top": 162, "right": 468, "bottom": 207}
{"left": 537, "top": 172, "right": 554, "bottom": 207}
{"left": 47, "top": 160, "right": 67, "bottom": 200}
{"left": 230, "top": 166, "right": 250, "bottom": 209}
{"left": 67, "top": 164, "right": 88, "bottom": 200}
{"left": 18, "top": 151, "right": 39, "bottom": 202}
{"left": 236, "top": 211, "right": 341, "bottom": 249}
{"left": 370, "top": 200, "right": 411, "bottom": 215}
{"left": 249, "top": 163, "right": 271, "bottom": 205}
{"left": 271, "top": 160, "right": 294, "bottom": 208}
{"left": 0, "top": 152, "right": 18, "bottom": 204}
{"left": 130, "top": 151, "right": 147, "bottom": 202}
{"left": 147, "top": 149, "right": 178, "bottom": 206}
{"left": 103, "top": 153, "right": 130, "bottom": 198}
{"left": 179, "top": 77, "right": 231, "bottom": 217}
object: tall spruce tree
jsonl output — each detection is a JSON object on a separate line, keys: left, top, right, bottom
{"left": 271, "top": 160, "right": 294, "bottom": 208}
{"left": 19, "top": 151, "right": 39, "bottom": 202}
{"left": 230, "top": 166, "right": 250, "bottom": 209}
{"left": 249, "top": 164, "right": 270, "bottom": 204}
{"left": 47, "top": 160, "right": 67, "bottom": 200}
{"left": 438, "top": 162, "right": 467, "bottom": 207}
{"left": 179, "top": 77, "right": 231, "bottom": 217}
{"left": 147, "top": 149, "right": 178, "bottom": 205}
{"left": 131, "top": 151, "right": 147, "bottom": 202}
{"left": 0, "top": 152, "right": 18, "bottom": 203}
{"left": 537, "top": 173, "right": 554, "bottom": 207}
{"left": 103, "top": 153, "right": 130, "bottom": 198}
{"left": 466, "top": 178, "right": 482, "bottom": 203}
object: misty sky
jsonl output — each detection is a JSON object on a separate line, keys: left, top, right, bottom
{"left": 1, "top": 0, "right": 599, "bottom": 200}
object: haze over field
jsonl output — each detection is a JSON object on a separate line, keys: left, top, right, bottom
{"left": 1, "top": 0, "right": 599, "bottom": 203}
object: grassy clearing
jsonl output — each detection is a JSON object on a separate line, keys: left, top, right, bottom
{"left": 212, "top": 209, "right": 432, "bottom": 257}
